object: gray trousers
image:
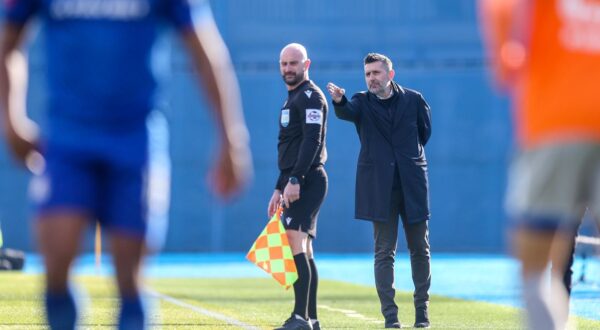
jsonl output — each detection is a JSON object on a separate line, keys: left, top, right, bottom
{"left": 373, "top": 190, "right": 431, "bottom": 320}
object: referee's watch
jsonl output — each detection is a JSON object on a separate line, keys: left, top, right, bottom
{"left": 288, "top": 176, "right": 299, "bottom": 185}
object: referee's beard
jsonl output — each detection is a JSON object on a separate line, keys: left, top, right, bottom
{"left": 282, "top": 71, "right": 304, "bottom": 87}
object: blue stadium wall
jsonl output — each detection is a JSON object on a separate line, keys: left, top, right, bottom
{"left": 0, "top": 0, "right": 513, "bottom": 253}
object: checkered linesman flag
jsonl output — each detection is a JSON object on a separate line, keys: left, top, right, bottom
{"left": 246, "top": 206, "right": 298, "bottom": 289}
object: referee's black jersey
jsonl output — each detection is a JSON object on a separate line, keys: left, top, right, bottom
{"left": 276, "top": 79, "right": 328, "bottom": 189}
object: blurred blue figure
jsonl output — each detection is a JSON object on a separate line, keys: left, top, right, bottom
{"left": 0, "top": 0, "right": 252, "bottom": 329}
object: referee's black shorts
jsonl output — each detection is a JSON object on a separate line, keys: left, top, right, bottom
{"left": 282, "top": 166, "right": 327, "bottom": 238}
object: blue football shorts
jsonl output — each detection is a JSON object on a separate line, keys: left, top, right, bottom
{"left": 29, "top": 123, "right": 151, "bottom": 238}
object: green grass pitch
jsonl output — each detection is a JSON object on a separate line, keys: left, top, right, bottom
{"left": 1, "top": 273, "right": 599, "bottom": 329}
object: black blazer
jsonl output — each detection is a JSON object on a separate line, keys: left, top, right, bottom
{"left": 333, "top": 81, "right": 431, "bottom": 223}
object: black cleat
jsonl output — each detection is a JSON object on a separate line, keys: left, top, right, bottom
{"left": 414, "top": 308, "right": 430, "bottom": 328}
{"left": 274, "top": 314, "right": 313, "bottom": 330}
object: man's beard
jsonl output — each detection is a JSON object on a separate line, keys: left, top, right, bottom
{"left": 282, "top": 71, "right": 304, "bottom": 86}
{"left": 369, "top": 81, "right": 388, "bottom": 96}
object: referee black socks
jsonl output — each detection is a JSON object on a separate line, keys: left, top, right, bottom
{"left": 292, "top": 253, "right": 311, "bottom": 319}
{"left": 308, "top": 258, "right": 319, "bottom": 320}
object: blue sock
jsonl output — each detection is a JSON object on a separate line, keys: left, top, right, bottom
{"left": 118, "top": 295, "right": 145, "bottom": 330}
{"left": 45, "top": 290, "right": 77, "bottom": 330}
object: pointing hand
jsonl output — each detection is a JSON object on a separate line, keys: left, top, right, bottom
{"left": 326, "top": 82, "right": 345, "bottom": 103}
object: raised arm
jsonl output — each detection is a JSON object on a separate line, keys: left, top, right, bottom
{"left": 0, "top": 22, "right": 39, "bottom": 167}
{"left": 179, "top": 16, "right": 252, "bottom": 199}
{"left": 327, "top": 82, "right": 360, "bottom": 123}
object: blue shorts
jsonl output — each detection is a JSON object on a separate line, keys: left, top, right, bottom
{"left": 29, "top": 124, "right": 150, "bottom": 237}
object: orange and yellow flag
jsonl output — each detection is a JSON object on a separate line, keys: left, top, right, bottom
{"left": 246, "top": 207, "right": 298, "bottom": 289}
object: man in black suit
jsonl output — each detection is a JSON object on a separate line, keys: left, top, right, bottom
{"left": 327, "top": 53, "right": 432, "bottom": 329}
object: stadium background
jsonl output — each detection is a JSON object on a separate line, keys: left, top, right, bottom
{"left": 0, "top": 0, "right": 512, "bottom": 253}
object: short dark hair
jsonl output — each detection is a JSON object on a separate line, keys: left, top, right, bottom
{"left": 364, "top": 53, "right": 393, "bottom": 72}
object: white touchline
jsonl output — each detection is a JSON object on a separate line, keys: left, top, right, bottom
{"left": 147, "top": 289, "right": 261, "bottom": 330}
{"left": 319, "top": 304, "right": 381, "bottom": 323}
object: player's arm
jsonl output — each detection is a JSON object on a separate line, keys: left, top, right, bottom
{"left": 178, "top": 12, "right": 252, "bottom": 199}
{"left": 478, "top": 0, "right": 529, "bottom": 91}
{"left": 0, "top": 22, "right": 39, "bottom": 166}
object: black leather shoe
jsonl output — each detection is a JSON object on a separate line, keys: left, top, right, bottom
{"left": 384, "top": 318, "right": 401, "bottom": 328}
{"left": 311, "top": 320, "right": 321, "bottom": 330}
{"left": 274, "top": 314, "right": 313, "bottom": 330}
{"left": 414, "top": 308, "right": 430, "bottom": 328}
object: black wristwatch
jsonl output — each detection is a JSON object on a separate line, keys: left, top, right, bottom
{"left": 288, "top": 176, "right": 299, "bottom": 185}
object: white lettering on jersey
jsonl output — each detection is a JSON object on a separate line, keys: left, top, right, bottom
{"left": 305, "top": 109, "right": 323, "bottom": 125}
{"left": 51, "top": 0, "right": 150, "bottom": 20}
{"left": 558, "top": 0, "right": 600, "bottom": 53}
{"left": 304, "top": 90, "right": 313, "bottom": 99}
{"left": 285, "top": 217, "right": 292, "bottom": 225}
{"left": 281, "top": 109, "right": 290, "bottom": 127}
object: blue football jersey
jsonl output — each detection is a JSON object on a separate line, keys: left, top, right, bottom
{"left": 3, "top": 0, "right": 209, "bottom": 128}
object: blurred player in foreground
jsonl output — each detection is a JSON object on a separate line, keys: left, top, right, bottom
{"left": 0, "top": 0, "right": 251, "bottom": 329}
{"left": 479, "top": 0, "right": 600, "bottom": 329}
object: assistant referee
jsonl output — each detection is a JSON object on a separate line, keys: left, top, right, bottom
{"left": 267, "top": 43, "right": 328, "bottom": 330}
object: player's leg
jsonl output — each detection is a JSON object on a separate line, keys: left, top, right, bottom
{"left": 31, "top": 146, "right": 96, "bottom": 330}
{"left": 551, "top": 212, "right": 584, "bottom": 299}
{"left": 560, "top": 239, "right": 576, "bottom": 295}
{"left": 110, "top": 234, "right": 145, "bottom": 330}
{"left": 514, "top": 228, "right": 572, "bottom": 330}
{"left": 36, "top": 213, "right": 88, "bottom": 330}
{"left": 506, "top": 143, "right": 592, "bottom": 330}
{"left": 102, "top": 129, "right": 150, "bottom": 330}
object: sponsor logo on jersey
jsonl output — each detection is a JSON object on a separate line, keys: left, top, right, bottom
{"left": 285, "top": 217, "right": 292, "bottom": 225}
{"left": 281, "top": 109, "right": 290, "bottom": 127}
{"left": 305, "top": 109, "right": 323, "bottom": 125}
{"left": 50, "top": 0, "right": 150, "bottom": 20}
{"left": 304, "top": 90, "right": 312, "bottom": 99}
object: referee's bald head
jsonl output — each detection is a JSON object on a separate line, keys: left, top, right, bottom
{"left": 280, "top": 43, "right": 308, "bottom": 62}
